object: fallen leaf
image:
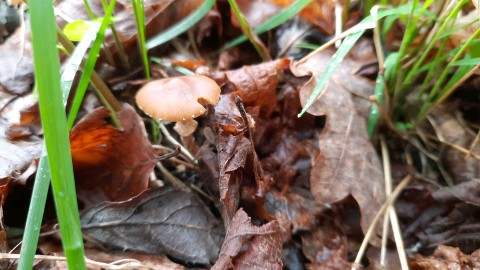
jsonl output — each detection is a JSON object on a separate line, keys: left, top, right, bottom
{"left": 265, "top": 188, "right": 325, "bottom": 234}
{"left": 214, "top": 58, "right": 290, "bottom": 117}
{"left": 301, "top": 220, "right": 351, "bottom": 269}
{"left": 410, "top": 245, "right": 480, "bottom": 270}
{"left": 212, "top": 208, "right": 283, "bottom": 270}
{"left": 0, "top": 118, "right": 42, "bottom": 182}
{"left": 70, "top": 103, "right": 156, "bottom": 204}
{"left": 428, "top": 106, "right": 480, "bottom": 184}
{"left": 81, "top": 187, "right": 223, "bottom": 265}
{"left": 0, "top": 26, "right": 34, "bottom": 95}
{"left": 232, "top": 0, "right": 283, "bottom": 29}
{"left": 291, "top": 39, "right": 385, "bottom": 244}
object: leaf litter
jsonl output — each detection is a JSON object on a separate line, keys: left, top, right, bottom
{"left": 0, "top": 0, "right": 480, "bottom": 269}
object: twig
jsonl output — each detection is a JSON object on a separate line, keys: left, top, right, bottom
{"left": 351, "top": 175, "right": 411, "bottom": 270}
{"left": 380, "top": 136, "right": 409, "bottom": 270}
{"left": 0, "top": 253, "right": 153, "bottom": 270}
{"left": 158, "top": 122, "right": 196, "bottom": 162}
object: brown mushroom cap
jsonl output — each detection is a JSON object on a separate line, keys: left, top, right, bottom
{"left": 135, "top": 75, "right": 221, "bottom": 122}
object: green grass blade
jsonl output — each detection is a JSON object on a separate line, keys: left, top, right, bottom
{"left": 367, "top": 74, "right": 385, "bottom": 138}
{"left": 17, "top": 19, "right": 100, "bottom": 270}
{"left": 27, "top": 0, "right": 86, "bottom": 269}
{"left": 67, "top": 0, "right": 117, "bottom": 130}
{"left": 131, "top": 0, "right": 150, "bottom": 79}
{"left": 146, "top": 0, "right": 215, "bottom": 50}
{"left": 298, "top": 3, "right": 420, "bottom": 117}
{"left": 451, "top": 57, "right": 480, "bottom": 66}
{"left": 226, "top": 0, "right": 269, "bottom": 60}
{"left": 221, "top": 0, "right": 312, "bottom": 51}
{"left": 297, "top": 29, "right": 365, "bottom": 117}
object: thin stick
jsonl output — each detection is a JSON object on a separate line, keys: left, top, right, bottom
{"left": 158, "top": 123, "right": 196, "bottom": 162}
{"left": 0, "top": 253, "right": 153, "bottom": 270}
{"left": 351, "top": 175, "right": 411, "bottom": 270}
{"left": 380, "top": 137, "right": 409, "bottom": 270}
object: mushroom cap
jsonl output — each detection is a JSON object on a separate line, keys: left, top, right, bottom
{"left": 136, "top": 75, "right": 221, "bottom": 122}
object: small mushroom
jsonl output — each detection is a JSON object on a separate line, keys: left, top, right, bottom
{"left": 135, "top": 75, "right": 221, "bottom": 136}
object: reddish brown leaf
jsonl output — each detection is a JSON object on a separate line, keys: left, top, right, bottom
{"left": 301, "top": 220, "right": 351, "bottom": 269}
{"left": 81, "top": 187, "right": 223, "bottom": 265}
{"left": 291, "top": 39, "right": 385, "bottom": 244}
{"left": 212, "top": 209, "right": 283, "bottom": 270}
{"left": 70, "top": 103, "right": 156, "bottom": 204}
{"left": 215, "top": 58, "right": 290, "bottom": 117}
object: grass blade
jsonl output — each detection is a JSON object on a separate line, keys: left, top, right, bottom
{"left": 67, "top": 0, "right": 117, "bottom": 130}
{"left": 131, "top": 0, "right": 150, "bottom": 79}
{"left": 146, "top": 0, "right": 215, "bottom": 50}
{"left": 27, "top": 0, "right": 86, "bottom": 268}
{"left": 226, "top": 0, "right": 270, "bottom": 60}
{"left": 220, "top": 0, "right": 312, "bottom": 51}
{"left": 17, "top": 18, "right": 101, "bottom": 270}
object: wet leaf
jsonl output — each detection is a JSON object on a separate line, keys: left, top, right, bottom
{"left": 0, "top": 118, "right": 42, "bottom": 182}
{"left": 292, "top": 39, "right": 385, "bottom": 244}
{"left": 212, "top": 208, "right": 283, "bottom": 270}
{"left": 0, "top": 26, "right": 34, "bottom": 95}
{"left": 70, "top": 104, "right": 156, "bottom": 204}
{"left": 215, "top": 58, "right": 290, "bottom": 116}
{"left": 301, "top": 220, "right": 351, "bottom": 269}
{"left": 81, "top": 187, "right": 223, "bottom": 265}
{"left": 265, "top": 188, "right": 325, "bottom": 234}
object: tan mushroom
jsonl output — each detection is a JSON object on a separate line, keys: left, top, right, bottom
{"left": 136, "top": 75, "right": 221, "bottom": 137}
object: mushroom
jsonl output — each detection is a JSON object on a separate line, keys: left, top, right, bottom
{"left": 136, "top": 75, "right": 221, "bottom": 158}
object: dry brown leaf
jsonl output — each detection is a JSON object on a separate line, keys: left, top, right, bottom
{"left": 212, "top": 208, "right": 283, "bottom": 270}
{"left": 428, "top": 106, "right": 480, "bottom": 183}
{"left": 70, "top": 103, "right": 156, "bottom": 204}
{"left": 291, "top": 39, "right": 385, "bottom": 244}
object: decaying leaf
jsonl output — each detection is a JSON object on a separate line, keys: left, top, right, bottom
{"left": 428, "top": 106, "right": 480, "bottom": 183}
{"left": 81, "top": 187, "right": 223, "bottom": 265}
{"left": 301, "top": 220, "right": 351, "bottom": 269}
{"left": 0, "top": 26, "right": 34, "bottom": 95}
{"left": 410, "top": 245, "right": 480, "bottom": 270}
{"left": 212, "top": 208, "right": 282, "bottom": 270}
{"left": 70, "top": 103, "right": 156, "bottom": 204}
{"left": 0, "top": 118, "right": 42, "bottom": 182}
{"left": 291, "top": 39, "right": 385, "bottom": 244}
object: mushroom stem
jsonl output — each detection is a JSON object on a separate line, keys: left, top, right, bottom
{"left": 158, "top": 122, "right": 196, "bottom": 162}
